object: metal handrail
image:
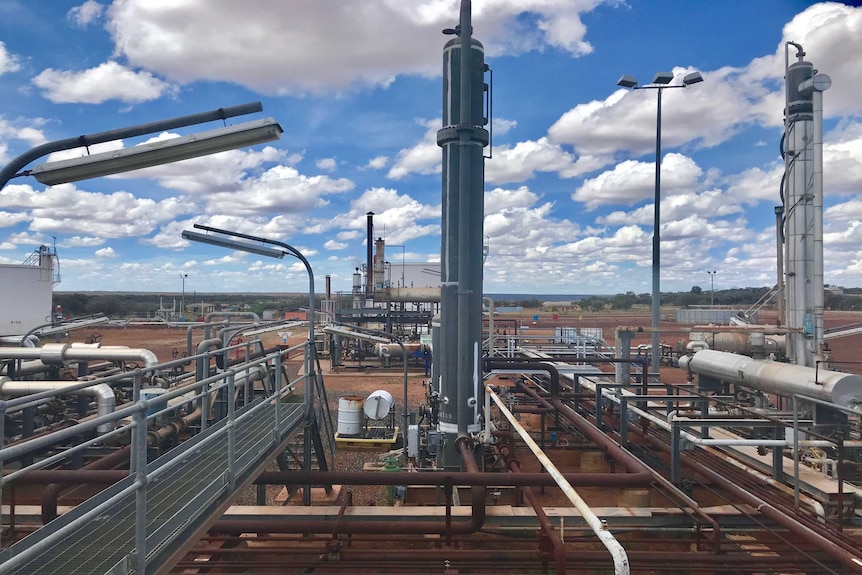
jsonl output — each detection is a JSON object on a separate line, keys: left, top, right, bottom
{"left": 0, "top": 341, "right": 313, "bottom": 575}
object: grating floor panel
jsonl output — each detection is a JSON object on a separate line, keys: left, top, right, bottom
{"left": 1, "top": 402, "right": 305, "bottom": 575}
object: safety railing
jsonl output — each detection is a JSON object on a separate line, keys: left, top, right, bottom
{"left": 0, "top": 340, "right": 314, "bottom": 574}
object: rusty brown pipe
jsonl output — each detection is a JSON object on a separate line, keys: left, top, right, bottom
{"left": 16, "top": 465, "right": 654, "bottom": 488}
{"left": 177, "top": 548, "right": 836, "bottom": 572}
{"left": 496, "top": 440, "right": 566, "bottom": 575}
{"left": 212, "top": 441, "right": 487, "bottom": 537}
{"left": 550, "top": 399, "right": 650, "bottom": 477}
{"left": 533, "top": 395, "right": 723, "bottom": 553}
{"left": 146, "top": 406, "right": 202, "bottom": 447}
{"left": 643, "top": 433, "right": 862, "bottom": 573}
{"left": 41, "top": 444, "right": 131, "bottom": 524}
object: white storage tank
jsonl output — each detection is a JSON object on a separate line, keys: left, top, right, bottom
{"left": 337, "top": 395, "right": 364, "bottom": 436}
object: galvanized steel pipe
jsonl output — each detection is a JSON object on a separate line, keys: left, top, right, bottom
{"left": 488, "top": 386, "right": 630, "bottom": 575}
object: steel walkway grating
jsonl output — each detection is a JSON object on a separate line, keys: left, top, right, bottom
{"left": 1, "top": 401, "right": 305, "bottom": 575}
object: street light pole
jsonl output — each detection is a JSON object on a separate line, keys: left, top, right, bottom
{"left": 181, "top": 224, "right": 319, "bottom": 503}
{"left": 616, "top": 71, "right": 703, "bottom": 375}
{"left": 708, "top": 270, "right": 717, "bottom": 306}
{"left": 180, "top": 273, "right": 187, "bottom": 321}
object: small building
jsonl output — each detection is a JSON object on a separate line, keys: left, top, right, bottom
{"left": 541, "top": 301, "right": 576, "bottom": 313}
{"left": 284, "top": 310, "right": 307, "bottom": 321}
{"left": 187, "top": 302, "right": 218, "bottom": 316}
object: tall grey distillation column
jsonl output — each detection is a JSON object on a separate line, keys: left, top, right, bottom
{"left": 436, "top": 0, "right": 489, "bottom": 467}
{"left": 782, "top": 42, "right": 830, "bottom": 367}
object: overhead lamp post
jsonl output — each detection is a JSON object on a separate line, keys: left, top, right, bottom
{"left": 181, "top": 224, "right": 315, "bottom": 353}
{"left": 707, "top": 270, "right": 717, "bottom": 307}
{"left": 0, "top": 102, "right": 279, "bottom": 190}
{"left": 616, "top": 70, "right": 704, "bottom": 375}
{"left": 181, "top": 224, "right": 318, "bottom": 502}
{"left": 180, "top": 274, "right": 188, "bottom": 321}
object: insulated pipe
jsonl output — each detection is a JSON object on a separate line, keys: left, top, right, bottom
{"left": 195, "top": 338, "right": 224, "bottom": 382}
{"left": 186, "top": 321, "right": 227, "bottom": 358}
{"left": 488, "top": 386, "right": 630, "bottom": 575}
{"left": 679, "top": 349, "right": 862, "bottom": 408}
{"left": 811, "top": 85, "right": 826, "bottom": 362}
{"left": 0, "top": 377, "right": 116, "bottom": 434}
{"left": 203, "top": 312, "right": 260, "bottom": 340}
{"left": 571, "top": 374, "right": 837, "bottom": 449}
{"left": 485, "top": 359, "right": 562, "bottom": 399}
{"left": 0, "top": 343, "right": 158, "bottom": 369}
{"left": 1, "top": 335, "right": 39, "bottom": 348}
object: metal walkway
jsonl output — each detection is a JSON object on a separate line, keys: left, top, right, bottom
{"left": 0, "top": 399, "right": 307, "bottom": 574}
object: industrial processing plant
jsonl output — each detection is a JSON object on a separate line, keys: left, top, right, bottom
{"left": 3, "top": 2, "right": 862, "bottom": 574}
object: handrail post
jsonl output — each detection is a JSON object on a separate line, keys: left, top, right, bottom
{"left": 132, "top": 371, "right": 149, "bottom": 574}
{"left": 227, "top": 372, "right": 236, "bottom": 489}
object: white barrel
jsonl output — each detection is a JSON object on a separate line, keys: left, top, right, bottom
{"left": 337, "top": 395, "right": 364, "bottom": 436}
{"left": 364, "top": 389, "right": 393, "bottom": 419}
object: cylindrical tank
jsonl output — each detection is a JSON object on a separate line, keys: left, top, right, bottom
{"left": 373, "top": 237, "right": 386, "bottom": 289}
{"left": 679, "top": 350, "right": 862, "bottom": 408}
{"left": 364, "top": 389, "right": 393, "bottom": 419}
{"left": 337, "top": 395, "right": 364, "bottom": 436}
{"left": 375, "top": 342, "right": 423, "bottom": 358}
{"left": 689, "top": 331, "right": 784, "bottom": 355}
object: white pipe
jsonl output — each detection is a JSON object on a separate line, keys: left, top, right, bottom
{"left": 0, "top": 377, "right": 116, "bottom": 434}
{"left": 812, "top": 88, "right": 825, "bottom": 362}
{"left": 686, "top": 340, "right": 709, "bottom": 352}
{"left": 577, "top": 374, "right": 837, "bottom": 448}
{"left": 679, "top": 349, "right": 862, "bottom": 409}
{"left": 1, "top": 335, "right": 39, "bottom": 347}
{"left": 487, "top": 386, "right": 630, "bottom": 575}
{"left": 0, "top": 343, "right": 159, "bottom": 369}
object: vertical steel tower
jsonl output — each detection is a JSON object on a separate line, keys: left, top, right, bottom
{"left": 782, "top": 42, "right": 830, "bottom": 367}
{"left": 436, "top": 0, "right": 489, "bottom": 467}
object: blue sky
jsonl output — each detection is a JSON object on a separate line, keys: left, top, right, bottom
{"left": 0, "top": 0, "right": 861, "bottom": 295}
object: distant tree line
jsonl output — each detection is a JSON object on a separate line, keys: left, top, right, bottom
{"left": 52, "top": 293, "right": 316, "bottom": 318}
{"left": 494, "top": 287, "right": 862, "bottom": 313}
{"left": 53, "top": 287, "right": 862, "bottom": 319}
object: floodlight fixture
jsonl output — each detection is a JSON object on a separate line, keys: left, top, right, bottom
{"left": 323, "top": 325, "right": 390, "bottom": 344}
{"left": 614, "top": 67, "right": 704, "bottom": 375}
{"left": 682, "top": 71, "right": 704, "bottom": 86}
{"left": 616, "top": 75, "right": 638, "bottom": 88}
{"left": 181, "top": 230, "right": 285, "bottom": 259}
{"left": 652, "top": 71, "right": 674, "bottom": 85}
{"left": 32, "top": 118, "right": 283, "bottom": 186}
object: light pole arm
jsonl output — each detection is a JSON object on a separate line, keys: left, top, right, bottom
{"left": 0, "top": 102, "right": 263, "bottom": 190}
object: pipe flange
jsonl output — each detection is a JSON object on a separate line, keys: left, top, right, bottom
{"left": 41, "top": 343, "right": 70, "bottom": 365}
